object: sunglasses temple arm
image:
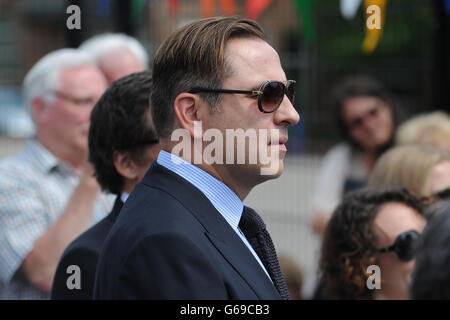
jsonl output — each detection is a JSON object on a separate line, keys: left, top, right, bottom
{"left": 189, "top": 88, "right": 255, "bottom": 95}
{"left": 378, "top": 245, "right": 396, "bottom": 253}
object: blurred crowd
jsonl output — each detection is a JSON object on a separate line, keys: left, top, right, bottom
{"left": 0, "top": 19, "right": 449, "bottom": 300}
{"left": 310, "top": 75, "right": 450, "bottom": 299}
{"left": 0, "top": 33, "right": 150, "bottom": 299}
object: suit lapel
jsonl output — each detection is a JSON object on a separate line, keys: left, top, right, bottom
{"left": 107, "top": 196, "right": 124, "bottom": 222}
{"left": 205, "top": 232, "right": 280, "bottom": 299}
{"left": 142, "top": 163, "right": 280, "bottom": 299}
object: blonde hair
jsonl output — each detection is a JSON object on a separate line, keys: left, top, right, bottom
{"left": 368, "top": 145, "right": 450, "bottom": 197}
{"left": 396, "top": 111, "right": 450, "bottom": 151}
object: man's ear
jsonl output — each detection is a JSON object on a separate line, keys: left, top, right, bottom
{"left": 31, "top": 97, "right": 47, "bottom": 124}
{"left": 113, "top": 151, "right": 138, "bottom": 180}
{"left": 173, "top": 92, "right": 204, "bottom": 138}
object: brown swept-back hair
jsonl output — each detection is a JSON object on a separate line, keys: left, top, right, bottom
{"left": 151, "top": 16, "right": 266, "bottom": 138}
{"left": 319, "top": 188, "right": 423, "bottom": 300}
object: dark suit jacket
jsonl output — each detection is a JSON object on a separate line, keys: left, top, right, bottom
{"left": 93, "top": 163, "right": 280, "bottom": 299}
{"left": 50, "top": 196, "right": 123, "bottom": 300}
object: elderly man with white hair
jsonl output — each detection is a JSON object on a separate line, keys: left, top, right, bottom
{"left": 80, "top": 33, "right": 148, "bottom": 84}
{"left": 0, "top": 49, "right": 113, "bottom": 299}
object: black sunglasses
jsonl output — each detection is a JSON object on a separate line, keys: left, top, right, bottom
{"left": 51, "top": 90, "right": 96, "bottom": 106}
{"left": 378, "top": 230, "right": 421, "bottom": 262}
{"left": 188, "top": 80, "right": 296, "bottom": 113}
{"left": 433, "top": 188, "right": 450, "bottom": 200}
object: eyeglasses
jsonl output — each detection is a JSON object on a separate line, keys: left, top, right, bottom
{"left": 433, "top": 188, "right": 450, "bottom": 200}
{"left": 347, "top": 105, "right": 381, "bottom": 130}
{"left": 188, "top": 80, "right": 296, "bottom": 113}
{"left": 420, "top": 188, "right": 450, "bottom": 207}
{"left": 51, "top": 90, "right": 96, "bottom": 106}
{"left": 378, "top": 230, "right": 421, "bottom": 262}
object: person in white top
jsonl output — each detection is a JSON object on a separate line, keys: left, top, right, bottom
{"left": 311, "top": 75, "right": 395, "bottom": 237}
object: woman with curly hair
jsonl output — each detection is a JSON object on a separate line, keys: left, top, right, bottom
{"left": 318, "top": 188, "right": 426, "bottom": 299}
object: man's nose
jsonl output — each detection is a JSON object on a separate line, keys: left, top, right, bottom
{"left": 274, "top": 95, "right": 300, "bottom": 127}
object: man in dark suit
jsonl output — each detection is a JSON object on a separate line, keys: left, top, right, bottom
{"left": 94, "top": 17, "right": 300, "bottom": 300}
{"left": 51, "top": 71, "right": 160, "bottom": 299}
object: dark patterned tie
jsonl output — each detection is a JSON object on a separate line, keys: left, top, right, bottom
{"left": 238, "top": 206, "right": 291, "bottom": 300}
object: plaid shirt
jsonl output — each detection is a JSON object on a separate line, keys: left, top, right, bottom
{"left": 0, "top": 139, "right": 114, "bottom": 299}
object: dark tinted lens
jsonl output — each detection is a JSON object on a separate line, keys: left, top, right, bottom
{"left": 395, "top": 230, "right": 420, "bottom": 262}
{"left": 434, "top": 188, "right": 450, "bottom": 200}
{"left": 261, "top": 81, "right": 284, "bottom": 112}
{"left": 286, "top": 81, "right": 295, "bottom": 103}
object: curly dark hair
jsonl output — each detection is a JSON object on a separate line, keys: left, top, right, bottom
{"left": 319, "top": 187, "right": 423, "bottom": 299}
{"left": 88, "top": 71, "right": 158, "bottom": 195}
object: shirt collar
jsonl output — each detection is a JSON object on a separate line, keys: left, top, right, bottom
{"left": 120, "top": 191, "right": 129, "bottom": 203}
{"left": 25, "top": 139, "right": 78, "bottom": 176}
{"left": 25, "top": 139, "right": 61, "bottom": 173}
{"left": 157, "top": 150, "right": 244, "bottom": 229}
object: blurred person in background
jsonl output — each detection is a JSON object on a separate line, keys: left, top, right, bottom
{"left": 279, "top": 254, "right": 304, "bottom": 300}
{"left": 318, "top": 188, "right": 425, "bottom": 300}
{"left": 368, "top": 145, "right": 450, "bottom": 220}
{"left": 80, "top": 33, "right": 148, "bottom": 85}
{"left": 393, "top": 113, "right": 450, "bottom": 218}
{"left": 0, "top": 49, "right": 113, "bottom": 299}
{"left": 396, "top": 111, "right": 450, "bottom": 152}
{"left": 410, "top": 203, "right": 450, "bottom": 299}
{"left": 51, "top": 71, "right": 160, "bottom": 299}
{"left": 311, "top": 75, "right": 396, "bottom": 236}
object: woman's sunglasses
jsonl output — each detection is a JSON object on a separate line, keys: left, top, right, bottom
{"left": 432, "top": 188, "right": 450, "bottom": 200}
{"left": 378, "top": 230, "right": 421, "bottom": 262}
{"left": 188, "top": 80, "right": 296, "bottom": 113}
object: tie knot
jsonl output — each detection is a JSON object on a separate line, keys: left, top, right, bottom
{"left": 239, "top": 206, "right": 266, "bottom": 238}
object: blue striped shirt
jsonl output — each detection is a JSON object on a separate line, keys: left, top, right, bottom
{"left": 157, "top": 150, "right": 271, "bottom": 281}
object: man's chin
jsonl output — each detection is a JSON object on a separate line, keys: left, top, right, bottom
{"left": 259, "top": 158, "right": 284, "bottom": 178}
